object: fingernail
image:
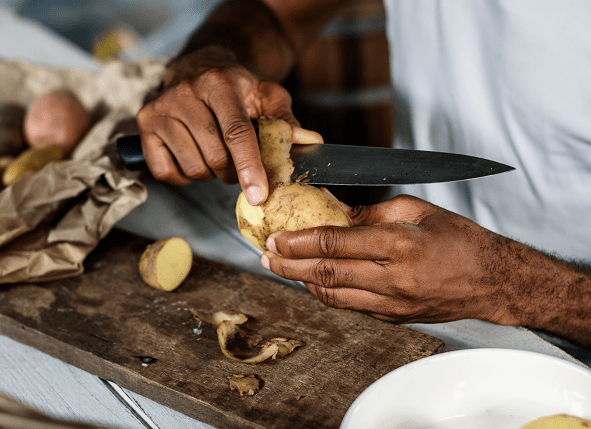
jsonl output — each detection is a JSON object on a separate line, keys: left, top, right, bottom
{"left": 261, "top": 254, "right": 270, "bottom": 270}
{"left": 266, "top": 236, "right": 278, "bottom": 254}
{"left": 245, "top": 186, "right": 263, "bottom": 205}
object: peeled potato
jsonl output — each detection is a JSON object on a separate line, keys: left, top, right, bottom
{"left": 520, "top": 414, "right": 591, "bottom": 428}
{"left": 24, "top": 89, "right": 91, "bottom": 155}
{"left": 235, "top": 117, "right": 352, "bottom": 251}
{"left": 139, "top": 237, "right": 193, "bottom": 291}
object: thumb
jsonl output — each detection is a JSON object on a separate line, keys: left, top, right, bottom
{"left": 347, "top": 195, "right": 434, "bottom": 226}
{"left": 292, "top": 126, "right": 323, "bottom": 144}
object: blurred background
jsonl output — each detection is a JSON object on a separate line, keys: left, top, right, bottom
{"left": 0, "top": 0, "right": 221, "bottom": 60}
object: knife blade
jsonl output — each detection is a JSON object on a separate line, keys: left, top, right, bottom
{"left": 116, "top": 135, "right": 514, "bottom": 185}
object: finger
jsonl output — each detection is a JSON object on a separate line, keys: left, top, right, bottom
{"left": 180, "top": 101, "right": 238, "bottom": 184}
{"left": 152, "top": 117, "right": 215, "bottom": 182}
{"left": 267, "top": 224, "right": 417, "bottom": 261}
{"left": 205, "top": 80, "right": 268, "bottom": 205}
{"left": 140, "top": 131, "right": 191, "bottom": 186}
{"left": 304, "top": 282, "right": 413, "bottom": 321}
{"left": 263, "top": 252, "right": 390, "bottom": 293}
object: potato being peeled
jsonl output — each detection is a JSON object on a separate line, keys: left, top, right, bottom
{"left": 236, "top": 117, "right": 352, "bottom": 251}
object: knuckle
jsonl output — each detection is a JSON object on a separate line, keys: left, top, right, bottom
{"left": 259, "top": 82, "right": 292, "bottom": 104}
{"left": 316, "top": 227, "right": 346, "bottom": 257}
{"left": 382, "top": 225, "right": 419, "bottom": 261}
{"left": 150, "top": 166, "right": 175, "bottom": 183}
{"left": 170, "top": 80, "right": 195, "bottom": 97}
{"left": 316, "top": 286, "right": 341, "bottom": 308}
{"left": 196, "top": 68, "right": 230, "bottom": 93}
{"left": 348, "top": 204, "right": 373, "bottom": 224}
{"left": 206, "top": 148, "right": 231, "bottom": 172}
{"left": 135, "top": 105, "right": 151, "bottom": 127}
{"left": 222, "top": 118, "right": 252, "bottom": 145}
{"left": 183, "top": 163, "right": 213, "bottom": 180}
{"left": 313, "top": 259, "right": 338, "bottom": 289}
{"left": 316, "top": 287, "right": 347, "bottom": 308}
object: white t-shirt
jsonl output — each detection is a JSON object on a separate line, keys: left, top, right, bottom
{"left": 383, "top": 0, "right": 591, "bottom": 261}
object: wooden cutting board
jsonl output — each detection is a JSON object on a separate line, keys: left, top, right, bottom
{"left": 0, "top": 229, "right": 444, "bottom": 429}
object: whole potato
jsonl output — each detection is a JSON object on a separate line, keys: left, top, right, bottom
{"left": 520, "top": 414, "right": 591, "bottom": 428}
{"left": 24, "top": 89, "right": 91, "bottom": 156}
{"left": 235, "top": 117, "right": 352, "bottom": 251}
{"left": 0, "top": 103, "right": 26, "bottom": 157}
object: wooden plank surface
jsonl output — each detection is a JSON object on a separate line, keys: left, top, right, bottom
{"left": 0, "top": 230, "right": 444, "bottom": 429}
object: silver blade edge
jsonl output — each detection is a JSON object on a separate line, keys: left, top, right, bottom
{"left": 289, "top": 144, "right": 515, "bottom": 186}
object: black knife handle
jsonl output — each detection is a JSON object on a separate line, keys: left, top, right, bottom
{"left": 116, "top": 135, "right": 147, "bottom": 170}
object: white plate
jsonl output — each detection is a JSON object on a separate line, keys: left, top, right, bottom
{"left": 341, "top": 348, "right": 591, "bottom": 429}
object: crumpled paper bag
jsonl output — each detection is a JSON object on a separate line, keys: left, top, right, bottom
{"left": 0, "top": 58, "right": 166, "bottom": 284}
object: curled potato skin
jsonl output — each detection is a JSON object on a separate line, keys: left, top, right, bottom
{"left": 193, "top": 310, "right": 304, "bottom": 364}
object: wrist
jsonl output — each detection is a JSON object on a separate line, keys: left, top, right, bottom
{"left": 163, "top": 46, "right": 240, "bottom": 87}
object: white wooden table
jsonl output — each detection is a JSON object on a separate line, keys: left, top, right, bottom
{"left": 0, "top": 5, "right": 589, "bottom": 428}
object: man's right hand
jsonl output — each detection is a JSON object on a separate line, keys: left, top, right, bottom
{"left": 136, "top": 46, "right": 298, "bottom": 206}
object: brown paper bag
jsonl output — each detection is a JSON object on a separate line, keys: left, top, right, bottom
{"left": 0, "top": 58, "right": 166, "bottom": 284}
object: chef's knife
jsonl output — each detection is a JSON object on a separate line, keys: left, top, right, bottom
{"left": 116, "top": 135, "right": 514, "bottom": 185}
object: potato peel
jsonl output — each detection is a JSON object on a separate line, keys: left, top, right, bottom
{"left": 228, "top": 373, "right": 260, "bottom": 397}
{"left": 193, "top": 310, "right": 304, "bottom": 364}
{"left": 191, "top": 309, "right": 248, "bottom": 327}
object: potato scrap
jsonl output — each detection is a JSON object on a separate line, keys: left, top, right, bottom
{"left": 139, "top": 237, "right": 193, "bottom": 291}
{"left": 228, "top": 373, "right": 260, "bottom": 397}
{"left": 235, "top": 117, "right": 352, "bottom": 251}
{"left": 193, "top": 309, "right": 248, "bottom": 327}
{"left": 192, "top": 310, "right": 304, "bottom": 364}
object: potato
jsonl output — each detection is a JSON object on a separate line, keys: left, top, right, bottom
{"left": 2, "top": 143, "right": 63, "bottom": 187}
{"left": 520, "top": 414, "right": 591, "bottom": 428}
{"left": 24, "top": 89, "right": 91, "bottom": 155}
{"left": 0, "top": 103, "right": 26, "bottom": 157}
{"left": 139, "top": 237, "right": 193, "bottom": 291}
{"left": 235, "top": 117, "right": 352, "bottom": 251}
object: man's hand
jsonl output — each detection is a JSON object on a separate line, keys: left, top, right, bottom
{"left": 262, "top": 194, "right": 525, "bottom": 325}
{"left": 136, "top": 47, "right": 298, "bottom": 206}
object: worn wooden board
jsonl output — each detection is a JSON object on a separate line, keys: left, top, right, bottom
{"left": 0, "top": 229, "right": 444, "bottom": 429}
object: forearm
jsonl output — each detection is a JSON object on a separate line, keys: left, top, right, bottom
{"left": 488, "top": 238, "right": 591, "bottom": 350}
{"left": 173, "top": 0, "right": 294, "bottom": 82}
{"left": 166, "top": 0, "right": 348, "bottom": 85}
